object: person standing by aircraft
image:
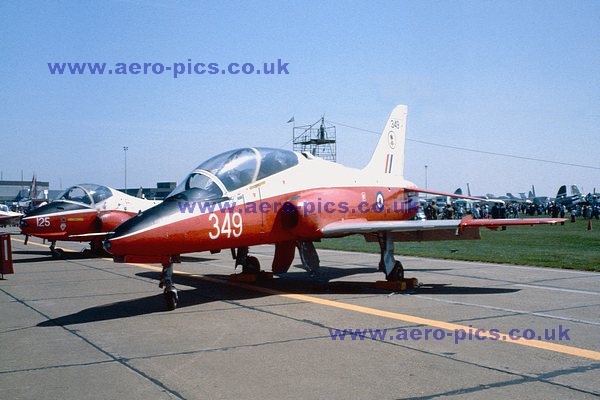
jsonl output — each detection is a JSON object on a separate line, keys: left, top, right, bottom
{"left": 551, "top": 203, "right": 560, "bottom": 218}
{"left": 425, "top": 201, "right": 438, "bottom": 220}
{"left": 472, "top": 204, "right": 480, "bottom": 219}
{"left": 491, "top": 203, "right": 499, "bottom": 219}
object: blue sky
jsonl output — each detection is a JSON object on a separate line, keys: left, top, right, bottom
{"left": 2, "top": 1, "right": 599, "bottom": 196}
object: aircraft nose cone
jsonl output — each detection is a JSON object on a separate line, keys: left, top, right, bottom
{"left": 103, "top": 199, "right": 181, "bottom": 256}
{"left": 102, "top": 218, "right": 140, "bottom": 256}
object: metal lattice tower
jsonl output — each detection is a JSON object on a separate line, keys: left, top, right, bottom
{"left": 292, "top": 117, "right": 336, "bottom": 162}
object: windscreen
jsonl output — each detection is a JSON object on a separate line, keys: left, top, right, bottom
{"left": 57, "top": 184, "right": 113, "bottom": 205}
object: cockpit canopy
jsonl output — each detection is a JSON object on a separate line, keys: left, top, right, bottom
{"left": 168, "top": 148, "right": 298, "bottom": 201}
{"left": 57, "top": 184, "right": 113, "bottom": 206}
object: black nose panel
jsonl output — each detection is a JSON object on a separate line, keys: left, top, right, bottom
{"left": 110, "top": 199, "right": 182, "bottom": 239}
{"left": 24, "top": 201, "right": 91, "bottom": 217}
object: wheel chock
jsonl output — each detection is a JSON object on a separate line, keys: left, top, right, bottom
{"left": 375, "top": 278, "right": 419, "bottom": 291}
{"left": 229, "top": 271, "right": 274, "bottom": 282}
{"left": 229, "top": 273, "right": 258, "bottom": 282}
{"left": 259, "top": 271, "right": 274, "bottom": 280}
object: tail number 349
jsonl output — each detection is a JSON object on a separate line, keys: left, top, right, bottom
{"left": 208, "top": 213, "right": 243, "bottom": 239}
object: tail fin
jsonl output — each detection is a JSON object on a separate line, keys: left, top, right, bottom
{"left": 363, "top": 104, "right": 408, "bottom": 178}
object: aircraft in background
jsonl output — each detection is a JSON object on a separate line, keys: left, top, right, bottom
{"left": 104, "top": 105, "right": 565, "bottom": 310}
{"left": 14, "top": 174, "right": 51, "bottom": 210}
{"left": 20, "top": 184, "right": 159, "bottom": 257}
{"left": 0, "top": 204, "right": 22, "bottom": 227}
{"left": 455, "top": 185, "right": 550, "bottom": 206}
{"left": 555, "top": 184, "right": 583, "bottom": 208}
{"left": 524, "top": 185, "right": 550, "bottom": 205}
{"left": 505, "top": 185, "right": 551, "bottom": 205}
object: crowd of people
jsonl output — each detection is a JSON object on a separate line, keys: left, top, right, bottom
{"left": 422, "top": 200, "right": 600, "bottom": 221}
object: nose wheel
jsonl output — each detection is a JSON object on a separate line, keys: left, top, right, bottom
{"left": 164, "top": 285, "right": 178, "bottom": 311}
{"left": 160, "top": 261, "right": 178, "bottom": 311}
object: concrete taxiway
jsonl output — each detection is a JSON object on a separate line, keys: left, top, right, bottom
{"left": 1, "top": 229, "right": 599, "bottom": 399}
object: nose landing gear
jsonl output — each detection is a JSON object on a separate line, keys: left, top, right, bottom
{"left": 160, "top": 261, "right": 178, "bottom": 311}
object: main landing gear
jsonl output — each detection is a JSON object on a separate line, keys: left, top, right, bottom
{"left": 48, "top": 241, "right": 107, "bottom": 259}
{"left": 80, "top": 240, "right": 110, "bottom": 258}
{"left": 376, "top": 232, "right": 418, "bottom": 290}
{"left": 377, "top": 233, "right": 404, "bottom": 281}
{"left": 229, "top": 247, "right": 272, "bottom": 282}
{"left": 231, "top": 246, "right": 261, "bottom": 274}
{"left": 297, "top": 240, "right": 320, "bottom": 276}
{"left": 49, "top": 242, "right": 65, "bottom": 259}
{"left": 160, "top": 261, "right": 178, "bottom": 311}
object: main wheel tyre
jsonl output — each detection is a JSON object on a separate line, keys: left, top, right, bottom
{"left": 386, "top": 260, "right": 404, "bottom": 282}
{"left": 51, "top": 248, "right": 65, "bottom": 259}
{"left": 242, "top": 256, "right": 260, "bottom": 274}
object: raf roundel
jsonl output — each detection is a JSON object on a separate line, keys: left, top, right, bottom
{"left": 388, "top": 131, "right": 396, "bottom": 149}
{"left": 376, "top": 192, "right": 385, "bottom": 211}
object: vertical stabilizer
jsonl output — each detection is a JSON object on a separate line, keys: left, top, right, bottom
{"left": 363, "top": 105, "right": 407, "bottom": 178}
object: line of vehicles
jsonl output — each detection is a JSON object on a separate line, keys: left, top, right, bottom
{"left": 4, "top": 105, "right": 572, "bottom": 310}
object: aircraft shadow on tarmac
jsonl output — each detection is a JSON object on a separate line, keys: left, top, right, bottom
{"left": 11, "top": 250, "right": 106, "bottom": 264}
{"left": 12, "top": 250, "right": 49, "bottom": 255}
{"left": 179, "top": 255, "right": 216, "bottom": 263}
{"left": 36, "top": 266, "right": 519, "bottom": 328}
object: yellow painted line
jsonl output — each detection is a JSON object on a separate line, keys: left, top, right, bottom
{"left": 12, "top": 237, "right": 45, "bottom": 248}
{"left": 118, "top": 260, "right": 600, "bottom": 361}
{"left": 11, "top": 237, "right": 600, "bottom": 361}
{"left": 11, "top": 237, "right": 77, "bottom": 252}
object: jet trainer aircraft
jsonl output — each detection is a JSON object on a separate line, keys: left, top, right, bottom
{"left": 20, "top": 184, "right": 159, "bottom": 257}
{"left": 104, "top": 105, "right": 565, "bottom": 310}
{"left": 0, "top": 204, "right": 22, "bottom": 227}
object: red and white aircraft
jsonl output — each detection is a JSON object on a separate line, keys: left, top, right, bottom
{"left": 104, "top": 105, "right": 565, "bottom": 309}
{"left": 20, "top": 184, "right": 159, "bottom": 257}
{"left": 0, "top": 204, "right": 22, "bottom": 227}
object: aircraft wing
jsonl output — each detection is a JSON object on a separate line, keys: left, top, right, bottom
{"left": 321, "top": 216, "right": 566, "bottom": 237}
{"left": 407, "top": 187, "right": 504, "bottom": 203}
{"left": 0, "top": 212, "right": 22, "bottom": 226}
